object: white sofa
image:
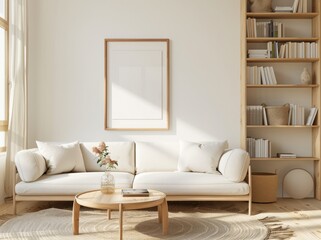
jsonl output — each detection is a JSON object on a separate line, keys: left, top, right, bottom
{"left": 13, "top": 141, "right": 252, "bottom": 214}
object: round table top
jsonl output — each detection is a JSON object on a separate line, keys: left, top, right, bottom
{"left": 75, "top": 189, "right": 166, "bottom": 210}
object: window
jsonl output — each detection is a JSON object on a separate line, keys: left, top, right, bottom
{"left": 0, "top": 0, "right": 8, "bottom": 152}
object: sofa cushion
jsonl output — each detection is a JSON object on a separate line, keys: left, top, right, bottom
{"left": 177, "top": 140, "right": 228, "bottom": 173}
{"left": 135, "top": 141, "right": 180, "bottom": 174}
{"left": 218, "top": 148, "right": 250, "bottom": 182}
{"left": 133, "top": 172, "right": 249, "bottom": 195}
{"left": 15, "top": 149, "right": 47, "bottom": 182}
{"left": 80, "top": 142, "right": 135, "bottom": 174}
{"left": 36, "top": 141, "right": 86, "bottom": 175}
{"left": 15, "top": 172, "right": 134, "bottom": 195}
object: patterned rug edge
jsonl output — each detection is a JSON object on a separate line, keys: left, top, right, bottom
{"left": 259, "top": 216, "right": 294, "bottom": 240}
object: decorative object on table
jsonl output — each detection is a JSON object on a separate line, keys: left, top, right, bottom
{"left": 300, "top": 67, "right": 311, "bottom": 84}
{"left": 93, "top": 142, "right": 118, "bottom": 194}
{"left": 121, "top": 188, "right": 149, "bottom": 197}
{"left": 104, "top": 38, "right": 170, "bottom": 130}
{"left": 283, "top": 168, "right": 314, "bottom": 199}
{"left": 248, "top": 0, "right": 272, "bottom": 12}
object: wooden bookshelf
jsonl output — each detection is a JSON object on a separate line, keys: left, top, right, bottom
{"left": 241, "top": 0, "right": 321, "bottom": 200}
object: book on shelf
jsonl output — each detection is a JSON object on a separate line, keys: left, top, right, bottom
{"left": 246, "top": 65, "right": 277, "bottom": 85}
{"left": 292, "top": 0, "right": 308, "bottom": 13}
{"left": 289, "top": 104, "right": 305, "bottom": 125}
{"left": 277, "top": 153, "right": 297, "bottom": 158}
{"left": 246, "top": 18, "right": 284, "bottom": 38}
{"left": 274, "top": 6, "right": 293, "bottom": 12}
{"left": 247, "top": 105, "right": 263, "bottom": 125}
{"left": 247, "top": 137, "right": 271, "bottom": 158}
{"left": 306, "top": 107, "right": 318, "bottom": 125}
{"left": 251, "top": 41, "right": 319, "bottom": 59}
{"left": 121, "top": 189, "right": 149, "bottom": 197}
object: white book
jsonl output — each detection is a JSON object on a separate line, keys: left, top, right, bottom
{"left": 259, "top": 67, "right": 267, "bottom": 85}
{"left": 264, "top": 67, "right": 272, "bottom": 84}
{"left": 302, "top": 0, "right": 307, "bottom": 13}
{"left": 293, "top": 0, "right": 300, "bottom": 13}
{"left": 269, "top": 66, "right": 277, "bottom": 84}
{"left": 298, "top": 0, "right": 303, "bottom": 13}
{"left": 306, "top": 107, "right": 318, "bottom": 125}
{"left": 263, "top": 107, "right": 268, "bottom": 125}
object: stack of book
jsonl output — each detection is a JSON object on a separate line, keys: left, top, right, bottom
{"left": 247, "top": 137, "right": 272, "bottom": 158}
{"left": 246, "top": 66, "right": 277, "bottom": 85}
{"left": 277, "top": 153, "right": 297, "bottom": 158}
{"left": 246, "top": 18, "right": 284, "bottom": 38}
{"left": 292, "top": 0, "right": 308, "bottom": 13}
{"left": 306, "top": 107, "right": 318, "bottom": 126}
{"left": 274, "top": 6, "right": 293, "bottom": 12}
{"left": 248, "top": 49, "right": 269, "bottom": 58}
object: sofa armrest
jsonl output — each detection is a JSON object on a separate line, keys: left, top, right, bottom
{"left": 218, "top": 148, "right": 250, "bottom": 182}
{"left": 15, "top": 149, "right": 47, "bottom": 182}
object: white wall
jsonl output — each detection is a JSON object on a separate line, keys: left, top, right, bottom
{"left": 27, "top": 0, "right": 314, "bottom": 197}
{"left": 27, "top": 0, "right": 241, "bottom": 145}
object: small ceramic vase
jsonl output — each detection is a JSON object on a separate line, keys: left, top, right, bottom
{"left": 300, "top": 68, "right": 311, "bottom": 84}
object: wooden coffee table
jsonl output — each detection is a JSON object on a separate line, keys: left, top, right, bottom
{"left": 72, "top": 189, "right": 168, "bottom": 240}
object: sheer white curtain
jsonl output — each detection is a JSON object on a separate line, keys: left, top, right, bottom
{"left": 4, "top": 0, "right": 27, "bottom": 198}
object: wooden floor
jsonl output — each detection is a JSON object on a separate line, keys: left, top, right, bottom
{"left": 0, "top": 198, "right": 321, "bottom": 239}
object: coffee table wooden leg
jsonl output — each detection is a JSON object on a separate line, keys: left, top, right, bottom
{"left": 107, "top": 209, "right": 111, "bottom": 220}
{"left": 158, "top": 205, "right": 162, "bottom": 223}
{"left": 119, "top": 204, "right": 123, "bottom": 240}
{"left": 72, "top": 199, "right": 80, "bottom": 235}
{"left": 161, "top": 199, "right": 169, "bottom": 235}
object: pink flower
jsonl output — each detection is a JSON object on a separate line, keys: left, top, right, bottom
{"left": 98, "top": 142, "right": 106, "bottom": 152}
{"left": 92, "top": 146, "right": 101, "bottom": 155}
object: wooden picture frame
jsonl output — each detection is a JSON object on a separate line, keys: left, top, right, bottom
{"left": 104, "top": 39, "right": 170, "bottom": 130}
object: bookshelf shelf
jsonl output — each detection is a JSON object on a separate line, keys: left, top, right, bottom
{"left": 246, "top": 12, "right": 318, "bottom": 19}
{"left": 247, "top": 37, "right": 319, "bottom": 43}
{"left": 247, "top": 84, "right": 319, "bottom": 88}
{"left": 247, "top": 125, "right": 319, "bottom": 128}
{"left": 247, "top": 58, "right": 319, "bottom": 62}
{"left": 241, "top": 0, "right": 321, "bottom": 200}
{"left": 251, "top": 157, "right": 319, "bottom": 161}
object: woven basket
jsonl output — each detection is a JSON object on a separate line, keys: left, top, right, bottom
{"left": 265, "top": 105, "right": 290, "bottom": 125}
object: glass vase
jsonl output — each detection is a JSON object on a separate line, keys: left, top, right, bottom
{"left": 101, "top": 171, "right": 115, "bottom": 194}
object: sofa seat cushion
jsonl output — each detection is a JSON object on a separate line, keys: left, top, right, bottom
{"left": 133, "top": 172, "right": 249, "bottom": 195}
{"left": 15, "top": 172, "right": 134, "bottom": 196}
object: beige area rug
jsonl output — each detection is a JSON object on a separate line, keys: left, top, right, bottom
{"left": 0, "top": 208, "right": 277, "bottom": 240}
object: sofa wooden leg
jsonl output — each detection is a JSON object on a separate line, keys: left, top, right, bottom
{"left": 248, "top": 200, "right": 252, "bottom": 216}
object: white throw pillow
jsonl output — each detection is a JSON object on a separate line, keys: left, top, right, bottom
{"left": 15, "top": 149, "right": 47, "bottom": 182}
{"left": 36, "top": 141, "right": 86, "bottom": 175}
{"left": 218, "top": 148, "right": 250, "bottom": 182}
{"left": 177, "top": 140, "right": 228, "bottom": 173}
